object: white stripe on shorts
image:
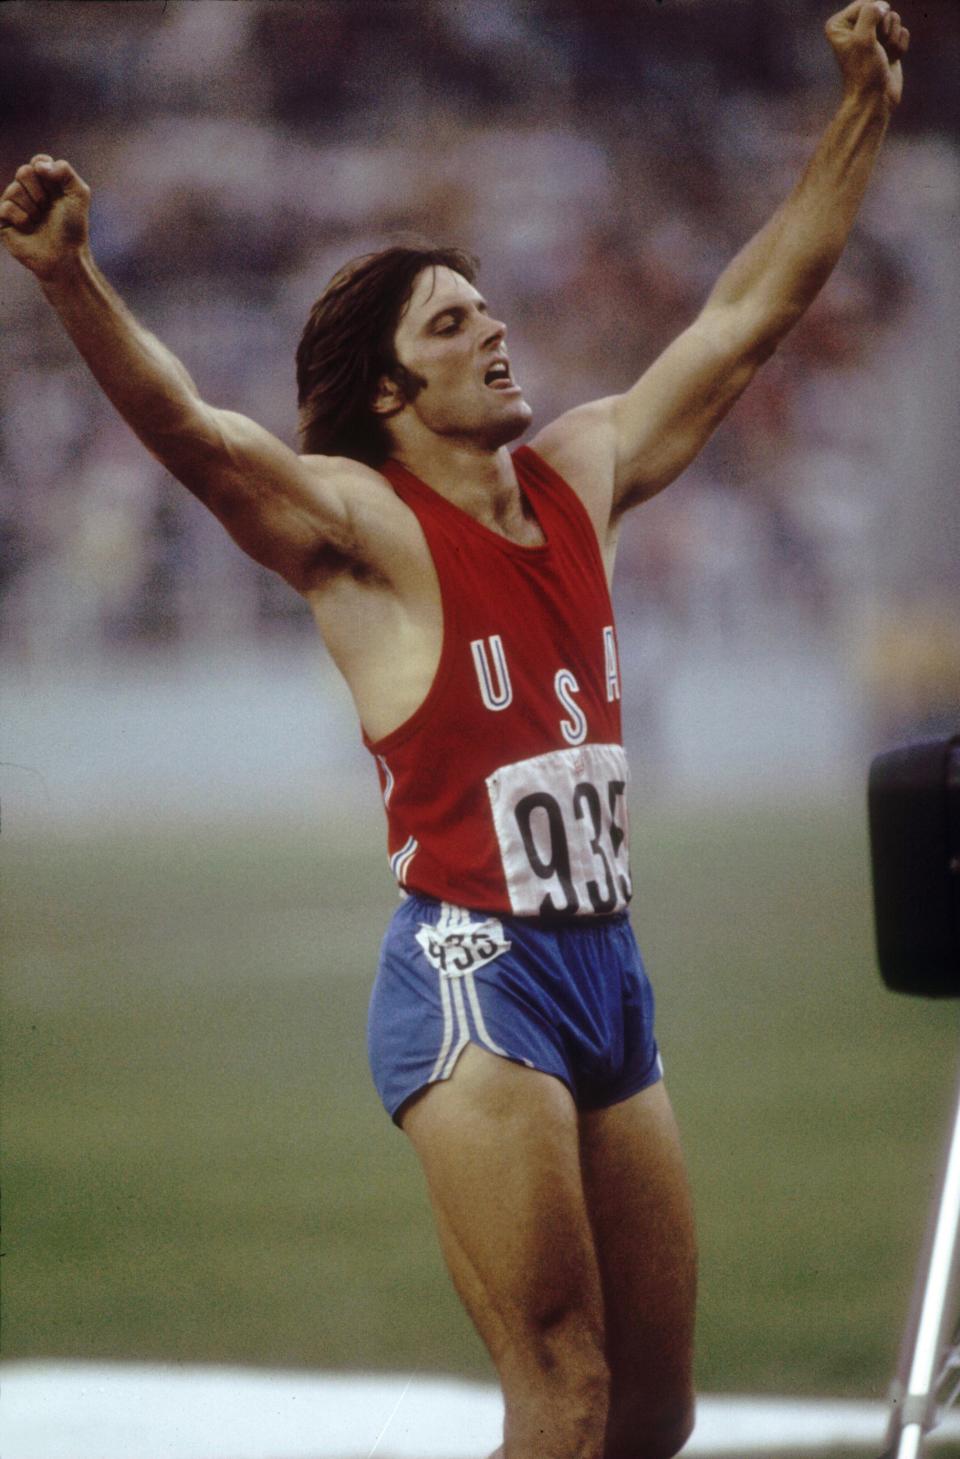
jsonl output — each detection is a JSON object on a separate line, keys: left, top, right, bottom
{"left": 429, "top": 973, "right": 456, "bottom": 1082}
{"left": 425, "top": 902, "right": 532, "bottom": 1079}
{"left": 462, "top": 968, "right": 511, "bottom": 1059}
{"left": 442, "top": 977, "right": 471, "bottom": 1078}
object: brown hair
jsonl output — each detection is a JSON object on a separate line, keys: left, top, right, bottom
{"left": 296, "top": 242, "right": 479, "bottom": 466}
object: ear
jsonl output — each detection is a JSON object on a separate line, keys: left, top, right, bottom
{"left": 371, "top": 373, "right": 405, "bottom": 418}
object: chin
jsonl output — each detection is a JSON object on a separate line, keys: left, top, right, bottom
{"left": 487, "top": 397, "right": 534, "bottom": 448}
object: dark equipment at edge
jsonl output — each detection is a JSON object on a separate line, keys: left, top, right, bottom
{"left": 869, "top": 735, "right": 960, "bottom": 1459}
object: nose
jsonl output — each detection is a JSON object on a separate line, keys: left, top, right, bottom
{"left": 482, "top": 315, "right": 507, "bottom": 347}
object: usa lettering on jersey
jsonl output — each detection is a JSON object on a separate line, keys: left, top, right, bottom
{"left": 603, "top": 626, "right": 621, "bottom": 702}
{"left": 554, "top": 670, "right": 587, "bottom": 746}
{"left": 470, "top": 634, "right": 513, "bottom": 711}
{"left": 470, "top": 626, "right": 620, "bottom": 739}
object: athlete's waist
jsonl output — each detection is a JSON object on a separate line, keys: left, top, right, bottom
{"left": 403, "top": 888, "right": 630, "bottom": 930}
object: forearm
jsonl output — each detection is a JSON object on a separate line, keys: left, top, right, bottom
{"left": 707, "top": 91, "right": 890, "bottom": 337}
{"left": 40, "top": 247, "right": 204, "bottom": 450}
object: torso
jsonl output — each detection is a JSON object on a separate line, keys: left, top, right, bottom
{"left": 344, "top": 446, "right": 630, "bottom": 914}
{"left": 304, "top": 421, "right": 619, "bottom": 744}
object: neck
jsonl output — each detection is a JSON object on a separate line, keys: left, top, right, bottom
{"left": 389, "top": 437, "right": 522, "bottom": 529}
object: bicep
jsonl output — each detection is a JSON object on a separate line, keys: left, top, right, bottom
{"left": 151, "top": 404, "right": 362, "bottom": 589}
{"left": 612, "top": 304, "right": 774, "bottom": 512}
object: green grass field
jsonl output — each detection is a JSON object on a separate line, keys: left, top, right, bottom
{"left": 4, "top": 797, "right": 958, "bottom": 1402}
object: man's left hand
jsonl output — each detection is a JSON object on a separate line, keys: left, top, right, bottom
{"left": 826, "top": 1, "right": 910, "bottom": 111}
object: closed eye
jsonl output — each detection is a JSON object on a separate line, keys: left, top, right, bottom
{"left": 429, "top": 300, "right": 489, "bottom": 336}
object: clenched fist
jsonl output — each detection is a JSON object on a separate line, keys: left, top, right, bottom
{"left": 0, "top": 155, "right": 91, "bottom": 281}
{"left": 826, "top": 1, "right": 910, "bottom": 110}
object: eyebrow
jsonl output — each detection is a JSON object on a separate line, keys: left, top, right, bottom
{"left": 423, "top": 298, "right": 489, "bottom": 333}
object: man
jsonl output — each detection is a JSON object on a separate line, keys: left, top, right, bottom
{"left": 1, "top": 5, "right": 908, "bottom": 1455}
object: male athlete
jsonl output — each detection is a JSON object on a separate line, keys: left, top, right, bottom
{"left": 1, "top": 6, "right": 908, "bottom": 1456}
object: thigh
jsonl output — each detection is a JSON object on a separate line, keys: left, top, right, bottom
{"left": 400, "top": 1042, "right": 605, "bottom": 1377}
{"left": 578, "top": 1081, "right": 697, "bottom": 1447}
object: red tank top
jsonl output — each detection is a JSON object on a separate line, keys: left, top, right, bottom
{"left": 363, "top": 446, "right": 631, "bottom": 918}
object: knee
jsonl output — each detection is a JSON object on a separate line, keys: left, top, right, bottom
{"left": 604, "top": 1389, "right": 695, "bottom": 1459}
{"left": 515, "top": 1317, "right": 610, "bottom": 1413}
{"left": 502, "top": 1309, "right": 611, "bottom": 1455}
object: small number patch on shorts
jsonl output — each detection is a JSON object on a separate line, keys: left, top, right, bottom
{"left": 416, "top": 913, "right": 511, "bottom": 976}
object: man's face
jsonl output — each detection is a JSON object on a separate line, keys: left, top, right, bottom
{"left": 386, "top": 266, "right": 533, "bottom": 449}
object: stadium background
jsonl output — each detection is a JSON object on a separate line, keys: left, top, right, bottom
{"left": 3, "top": 0, "right": 960, "bottom": 1436}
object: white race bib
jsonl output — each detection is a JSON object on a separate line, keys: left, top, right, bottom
{"left": 486, "top": 744, "right": 632, "bottom": 917}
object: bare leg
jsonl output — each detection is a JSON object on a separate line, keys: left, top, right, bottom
{"left": 579, "top": 1081, "right": 697, "bottom": 1459}
{"left": 401, "top": 1044, "right": 610, "bottom": 1459}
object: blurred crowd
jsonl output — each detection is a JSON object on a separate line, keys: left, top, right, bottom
{"left": 2, "top": 0, "right": 958, "bottom": 744}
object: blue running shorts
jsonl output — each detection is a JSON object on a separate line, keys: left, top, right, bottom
{"left": 367, "top": 893, "right": 663, "bottom": 1124}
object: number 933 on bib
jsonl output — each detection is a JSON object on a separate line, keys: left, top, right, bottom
{"left": 486, "top": 744, "right": 632, "bottom": 919}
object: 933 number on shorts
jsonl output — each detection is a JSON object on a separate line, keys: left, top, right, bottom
{"left": 416, "top": 916, "right": 511, "bottom": 976}
{"left": 486, "top": 744, "right": 632, "bottom": 917}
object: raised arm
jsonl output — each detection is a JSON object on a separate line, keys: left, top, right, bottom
{"left": 532, "top": 1, "right": 909, "bottom": 524}
{"left": 0, "top": 156, "right": 377, "bottom": 592}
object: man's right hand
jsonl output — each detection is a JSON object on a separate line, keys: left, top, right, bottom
{"left": 0, "top": 155, "right": 91, "bottom": 281}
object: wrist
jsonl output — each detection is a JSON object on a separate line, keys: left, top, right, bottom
{"left": 840, "top": 78, "right": 896, "bottom": 120}
{"left": 837, "top": 85, "right": 894, "bottom": 134}
{"left": 38, "top": 243, "right": 93, "bottom": 292}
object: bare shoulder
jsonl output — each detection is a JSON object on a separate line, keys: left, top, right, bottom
{"left": 527, "top": 398, "right": 619, "bottom": 538}
{"left": 298, "top": 451, "right": 385, "bottom": 489}
{"left": 297, "top": 452, "right": 427, "bottom": 586}
{"left": 298, "top": 452, "right": 414, "bottom": 539}
{"left": 298, "top": 451, "right": 392, "bottom": 515}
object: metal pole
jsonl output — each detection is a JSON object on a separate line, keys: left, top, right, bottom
{"left": 887, "top": 1057, "right": 960, "bottom": 1459}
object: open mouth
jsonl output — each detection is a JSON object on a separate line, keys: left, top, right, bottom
{"left": 483, "top": 360, "right": 517, "bottom": 391}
